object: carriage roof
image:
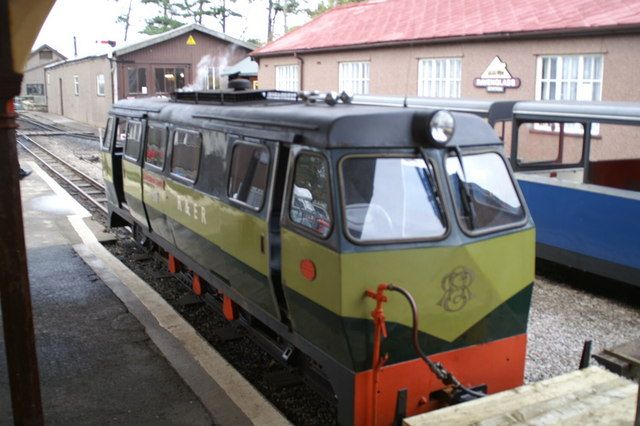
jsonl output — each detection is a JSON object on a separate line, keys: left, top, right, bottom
{"left": 110, "top": 90, "right": 503, "bottom": 150}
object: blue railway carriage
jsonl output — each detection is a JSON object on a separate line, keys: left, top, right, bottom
{"left": 508, "top": 101, "right": 640, "bottom": 287}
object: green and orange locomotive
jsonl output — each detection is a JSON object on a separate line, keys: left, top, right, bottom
{"left": 101, "top": 88, "right": 534, "bottom": 426}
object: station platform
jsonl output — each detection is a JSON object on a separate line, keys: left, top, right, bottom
{"left": 0, "top": 160, "right": 288, "bottom": 425}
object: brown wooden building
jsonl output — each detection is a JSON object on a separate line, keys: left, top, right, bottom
{"left": 44, "top": 24, "right": 255, "bottom": 126}
{"left": 113, "top": 23, "right": 255, "bottom": 99}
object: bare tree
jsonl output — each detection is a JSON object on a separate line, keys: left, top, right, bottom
{"left": 114, "top": 0, "right": 134, "bottom": 41}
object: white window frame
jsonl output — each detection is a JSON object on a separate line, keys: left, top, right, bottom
{"left": 73, "top": 75, "right": 79, "bottom": 96}
{"left": 339, "top": 61, "right": 370, "bottom": 95}
{"left": 96, "top": 74, "right": 105, "bottom": 96}
{"left": 418, "top": 58, "right": 461, "bottom": 98}
{"left": 275, "top": 65, "right": 299, "bottom": 91}
{"left": 535, "top": 54, "right": 603, "bottom": 134}
{"left": 535, "top": 54, "right": 603, "bottom": 102}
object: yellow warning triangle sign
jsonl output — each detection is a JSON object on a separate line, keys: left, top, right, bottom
{"left": 186, "top": 35, "right": 196, "bottom": 46}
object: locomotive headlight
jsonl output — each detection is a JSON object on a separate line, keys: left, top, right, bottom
{"left": 429, "top": 110, "right": 455, "bottom": 145}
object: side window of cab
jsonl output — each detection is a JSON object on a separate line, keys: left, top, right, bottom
{"left": 227, "top": 142, "right": 270, "bottom": 210}
{"left": 101, "top": 117, "right": 114, "bottom": 151}
{"left": 124, "top": 121, "right": 142, "bottom": 161}
{"left": 289, "top": 153, "right": 332, "bottom": 238}
{"left": 144, "top": 123, "right": 168, "bottom": 170}
{"left": 170, "top": 129, "right": 202, "bottom": 183}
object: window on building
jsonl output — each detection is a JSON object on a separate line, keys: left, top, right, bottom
{"left": 127, "top": 67, "right": 148, "bottom": 95}
{"left": 124, "top": 121, "right": 143, "bottom": 160}
{"left": 170, "top": 130, "right": 201, "bottom": 182}
{"left": 155, "top": 67, "right": 186, "bottom": 94}
{"left": 275, "top": 65, "right": 299, "bottom": 91}
{"left": 26, "top": 84, "right": 45, "bottom": 96}
{"left": 536, "top": 54, "right": 603, "bottom": 135}
{"left": 228, "top": 143, "right": 270, "bottom": 210}
{"left": 339, "top": 61, "right": 370, "bottom": 95}
{"left": 96, "top": 74, "right": 105, "bottom": 96}
{"left": 418, "top": 58, "right": 462, "bottom": 98}
{"left": 290, "top": 154, "right": 332, "bottom": 237}
{"left": 73, "top": 75, "right": 79, "bottom": 96}
{"left": 39, "top": 50, "right": 53, "bottom": 60}
{"left": 536, "top": 55, "right": 603, "bottom": 102}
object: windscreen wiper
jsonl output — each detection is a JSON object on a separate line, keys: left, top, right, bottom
{"left": 449, "top": 147, "right": 477, "bottom": 229}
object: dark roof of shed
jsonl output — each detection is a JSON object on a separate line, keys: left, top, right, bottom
{"left": 252, "top": 0, "right": 640, "bottom": 57}
{"left": 114, "top": 24, "right": 256, "bottom": 56}
{"left": 30, "top": 44, "right": 67, "bottom": 60}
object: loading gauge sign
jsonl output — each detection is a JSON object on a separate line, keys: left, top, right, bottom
{"left": 186, "top": 35, "right": 196, "bottom": 46}
{"left": 474, "top": 56, "right": 521, "bottom": 93}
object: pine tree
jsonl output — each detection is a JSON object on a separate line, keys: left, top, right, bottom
{"left": 140, "top": 0, "right": 185, "bottom": 35}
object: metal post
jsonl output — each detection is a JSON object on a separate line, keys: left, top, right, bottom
{"left": 579, "top": 340, "right": 592, "bottom": 369}
{"left": 0, "top": 0, "right": 45, "bottom": 423}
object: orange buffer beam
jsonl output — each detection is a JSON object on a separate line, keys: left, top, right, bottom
{"left": 353, "top": 333, "right": 527, "bottom": 426}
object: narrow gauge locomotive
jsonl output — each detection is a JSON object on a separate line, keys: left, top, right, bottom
{"left": 100, "top": 89, "right": 535, "bottom": 426}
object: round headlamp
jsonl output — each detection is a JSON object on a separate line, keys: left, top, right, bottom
{"left": 429, "top": 110, "right": 455, "bottom": 145}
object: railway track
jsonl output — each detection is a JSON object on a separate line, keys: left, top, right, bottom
{"left": 17, "top": 133, "right": 108, "bottom": 216}
{"left": 17, "top": 114, "right": 100, "bottom": 141}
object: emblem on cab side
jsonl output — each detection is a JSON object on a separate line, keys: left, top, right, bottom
{"left": 438, "top": 266, "right": 474, "bottom": 312}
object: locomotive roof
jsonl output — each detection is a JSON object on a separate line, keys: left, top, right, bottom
{"left": 110, "top": 92, "right": 502, "bottom": 150}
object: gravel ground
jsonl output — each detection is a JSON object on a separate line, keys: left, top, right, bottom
{"left": 19, "top": 114, "right": 640, "bottom": 415}
{"left": 525, "top": 262, "right": 640, "bottom": 383}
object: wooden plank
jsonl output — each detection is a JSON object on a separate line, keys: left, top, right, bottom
{"left": 404, "top": 367, "right": 637, "bottom": 426}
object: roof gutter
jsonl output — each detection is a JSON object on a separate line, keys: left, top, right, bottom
{"left": 251, "top": 23, "right": 640, "bottom": 58}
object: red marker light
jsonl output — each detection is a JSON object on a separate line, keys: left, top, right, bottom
{"left": 300, "top": 259, "right": 316, "bottom": 281}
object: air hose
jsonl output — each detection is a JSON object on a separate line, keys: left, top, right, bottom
{"left": 386, "top": 284, "right": 486, "bottom": 400}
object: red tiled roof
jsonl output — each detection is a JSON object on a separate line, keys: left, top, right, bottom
{"left": 252, "top": 0, "right": 640, "bottom": 56}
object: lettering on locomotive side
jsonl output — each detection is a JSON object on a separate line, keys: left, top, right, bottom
{"left": 177, "top": 195, "right": 207, "bottom": 225}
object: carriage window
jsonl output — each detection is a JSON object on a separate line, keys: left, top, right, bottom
{"left": 228, "top": 143, "right": 270, "bottom": 210}
{"left": 145, "top": 124, "right": 168, "bottom": 169}
{"left": 115, "top": 119, "right": 127, "bottom": 149}
{"left": 290, "top": 154, "right": 332, "bottom": 237}
{"left": 171, "top": 130, "right": 201, "bottom": 182}
{"left": 124, "top": 122, "right": 142, "bottom": 160}
{"left": 517, "top": 122, "right": 585, "bottom": 165}
{"left": 341, "top": 156, "right": 446, "bottom": 243}
{"left": 446, "top": 152, "right": 525, "bottom": 233}
{"left": 102, "top": 117, "right": 114, "bottom": 150}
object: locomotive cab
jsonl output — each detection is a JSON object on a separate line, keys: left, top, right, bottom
{"left": 101, "top": 91, "right": 534, "bottom": 426}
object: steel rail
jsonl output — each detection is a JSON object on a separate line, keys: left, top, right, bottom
{"left": 17, "top": 114, "right": 100, "bottom": 141}
{"left": 17, "top": 133, "right": 108, "bottom": 215}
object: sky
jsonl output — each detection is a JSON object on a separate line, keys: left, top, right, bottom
{"left": 33, "top": 0, "right": 320, "bottom": 58}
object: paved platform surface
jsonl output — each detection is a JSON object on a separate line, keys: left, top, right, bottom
{"left": 0, "top": 160, "right": 282, "bottom": 424}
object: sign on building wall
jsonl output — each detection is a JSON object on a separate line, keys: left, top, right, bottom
{"left": 474, "top": 56, "right": 521, "bottom": 93}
